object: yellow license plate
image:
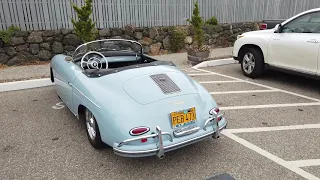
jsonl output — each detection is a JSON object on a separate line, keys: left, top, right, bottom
{"left": 171, "top": 107, "right": 196, "bottom": 128}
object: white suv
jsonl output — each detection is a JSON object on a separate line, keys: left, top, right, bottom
{"left": 233, "top": 8, "right": 320, "bottom": 79}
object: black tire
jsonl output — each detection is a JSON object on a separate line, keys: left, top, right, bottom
{"left": 83, "top": 108, "right": 105, "bottom": 149}
{"left": 240, "top": 47, "right": 265, "bottom": 78}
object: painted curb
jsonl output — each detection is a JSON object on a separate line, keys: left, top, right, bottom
{"left": 192, "top": 58, "right": 238, "bottom": 69}
{"left": 0, "top": 78, "right": 53, "bottom": 92}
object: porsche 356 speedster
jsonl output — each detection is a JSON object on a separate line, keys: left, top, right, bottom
{"left": 50, "top": 39, "right": 228, "bottom": 159}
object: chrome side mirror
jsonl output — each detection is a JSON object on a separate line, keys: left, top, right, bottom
{"left": 65, "top": 56, "right": 73, "bottom": 61}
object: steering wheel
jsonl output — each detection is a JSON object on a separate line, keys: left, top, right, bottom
{"left": 80, "top": 51, "right": 108, "bottom": 70}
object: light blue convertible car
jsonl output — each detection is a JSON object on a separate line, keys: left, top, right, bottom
{"left": 50, "top": 39, "right": 228, "bottom": 159}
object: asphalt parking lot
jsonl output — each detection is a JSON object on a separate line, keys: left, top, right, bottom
{"left": 1, "top": 63, "right": 320, "bottom": 180}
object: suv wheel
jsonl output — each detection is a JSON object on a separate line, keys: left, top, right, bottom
{"left": 240, "top": 47, "right": 265, "bottom": 78}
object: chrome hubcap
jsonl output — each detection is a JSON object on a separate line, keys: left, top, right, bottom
{"left": 242, "top": 53, "right": 255, "bottom": 74}
{"left": 85, "top": 110, "right": 96, "bottom": 140}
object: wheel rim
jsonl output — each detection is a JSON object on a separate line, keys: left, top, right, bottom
{"left": 85, "top": 109, "right": 97, "bottom": 140}
{"left": 242, "top": 52, "right": 255, "bottom": 74}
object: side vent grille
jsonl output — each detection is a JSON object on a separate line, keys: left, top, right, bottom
{"left": 150, "top": 74, "right": 181, "bottom": 94}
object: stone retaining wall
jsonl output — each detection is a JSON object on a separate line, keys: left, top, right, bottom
{"left": 0, "top": 22, "right": 260, "bottom": 66}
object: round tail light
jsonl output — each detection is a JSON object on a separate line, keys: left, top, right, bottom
{"left": 129, "top": 127, "right": 150, "bottom": 136}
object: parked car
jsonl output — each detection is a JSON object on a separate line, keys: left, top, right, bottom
{"left": 259, "top": 19, "right": 286, "bottom": 30}
{"left": 50, "top": 39, "right": 227, "bottom": 158}
{"left": 233, "top": 8, "right": 320, "bottom": 79}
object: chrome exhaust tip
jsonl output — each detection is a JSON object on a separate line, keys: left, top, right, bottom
{"left": 213, "top": 132, "right": 220, "bottom": 139}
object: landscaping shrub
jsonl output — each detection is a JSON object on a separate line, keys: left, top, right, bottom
{"left": 0, "top": 25, "right": 20, "bottom": 44}
{"left": 206, "top": 16, "right": 218, "bottom": 26}
{"left": 169, "top": 27, "right": 187, "bottom": 52}
{"left": 71, "top": 0, "right": 98, "bottom": 42}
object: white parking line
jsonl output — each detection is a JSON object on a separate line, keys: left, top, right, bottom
{"left": 194, "top": 68, "right": 320, "bottom": 102}
{"left": 224, "top": 124, "right": 320, "bottom": 134}
{"left": 287, "top": 159, "right": 320, "bottom": 168}
{"left": 219, "top": 102, "right": 320, "bottom": 110}
{"left": 210, "top": 89, "right": 278, "bottom": 95}
{"left": 199, "top": 80, "right": 242, "bottom": 84}
{"left": 222, "top": 132, "right": 320, "bottom": 180}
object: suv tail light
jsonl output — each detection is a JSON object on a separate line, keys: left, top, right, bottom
{"left": 129, "top": 127, "right": 150, "bottom": 136}
{"left": 260, "top": 23, "right": 267, "bottom": 30}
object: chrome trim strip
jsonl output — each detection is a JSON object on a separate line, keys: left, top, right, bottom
{"left": 113, "top": 121, "right": 228, "bottom": 157}
{"left": 69, "top": 83, "right": 101, "bottom": 109}
{"left": 173, "top": 126, "right": 200, "bottom": 137}
{"left": 117, "top": 130, "right": 173, "bottom": 147}
{"left": 117, "top": 134, "right": 157, "bottom": 147}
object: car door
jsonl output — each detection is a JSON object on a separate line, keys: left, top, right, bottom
{"left": 55, "top": 59, "right": 82, "bottom": 113}
{"left": 267, "top": 11, "right": 320, "bottom": 75}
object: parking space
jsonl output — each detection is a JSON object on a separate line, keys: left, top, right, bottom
{"left": 1, "top": 87, "right": 306, "bottom": 180}
{"left": 221, "top": 106, "right": 320, "bottom": 129}
{"left": 236, "top": 129, "right": 320, "bottom": 161}
{"left": 1, "top": 63, "right": 320, "bottom": 180}
{"left": 188, "top": 64, "right": 320, "bottom": 180}
{"left": 190, "top": 74, "right": 235, "bottom": 82}
{"left": 303, "top": 167, "right": 320, "bottom": 178}
{"left": 201, "top": 81, "right": 270, "bottom": 92}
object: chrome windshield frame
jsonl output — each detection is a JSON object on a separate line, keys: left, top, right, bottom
{"left": 71, "top": 39, "right": 144, "bottom": 61}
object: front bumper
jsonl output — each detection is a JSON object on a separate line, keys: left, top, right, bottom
{"left": 113, "top": 114, "right": 227, "bottom": 159}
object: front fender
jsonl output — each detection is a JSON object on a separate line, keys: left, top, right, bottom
{"left": 233, "top": 31, "right": 274, "bottom": 63}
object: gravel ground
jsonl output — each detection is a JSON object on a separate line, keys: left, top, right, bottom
{"left": 0, "top": 47, "right": 233, "bottom": 83}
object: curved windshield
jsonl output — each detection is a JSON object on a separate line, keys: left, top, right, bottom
{"left": 72, "top": 39, "right": 143, "bottom": 60}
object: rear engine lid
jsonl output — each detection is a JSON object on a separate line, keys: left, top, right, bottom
{"left": 122, "top": 72, "right": 198, "bottom": 105}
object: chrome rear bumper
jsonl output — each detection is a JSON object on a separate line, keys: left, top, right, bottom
{"left": 113, "top": 113, "right": 227, "bottom": 159}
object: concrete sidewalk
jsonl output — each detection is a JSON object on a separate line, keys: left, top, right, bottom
{"left": 0, "top": 47, "right": 233, "bottom": 83}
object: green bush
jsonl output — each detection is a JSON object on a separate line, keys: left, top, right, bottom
{"left": 169, "top": 27, "right": 187, "bottom": 52}
{"left": 0, "top": 25, "right": 20, "bottom": 44}
{"left": 206, "top": 16, "right": 218, "bottom": 26}
{"left": 71, "top": 0, "right": 97, "bottom": 42}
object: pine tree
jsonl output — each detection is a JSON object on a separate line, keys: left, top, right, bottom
{"left": 71, "top": 0, "right": 97, "bottom": 42}
{"left": 187, "top": 1, "right": 205, "bottom": 50}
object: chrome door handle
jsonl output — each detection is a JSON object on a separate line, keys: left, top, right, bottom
{"left": 307, "top": 39, "right": 319, "bottom": 43}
